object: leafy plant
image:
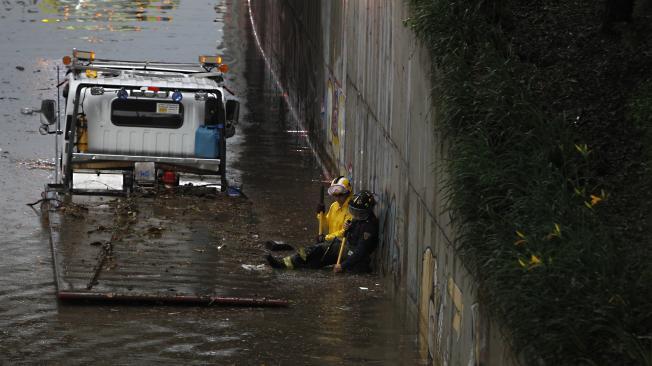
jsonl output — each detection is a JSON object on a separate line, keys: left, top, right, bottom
{"left": 406, "top": 1, "right": 652, "bottom": 364}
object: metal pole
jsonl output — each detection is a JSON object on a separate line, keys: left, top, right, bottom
{"left": 55, "top": 66, "right": 60, "bottom": 183}
{"left": 220, "top": 122, "right": 227, "bottom": 191}
{"left": 56, "top": 291, "right": 290, "bottom": 307}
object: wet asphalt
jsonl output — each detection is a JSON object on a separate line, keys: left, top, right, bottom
{"left": 0, "top": 1, "right": 424, "bottom": 364}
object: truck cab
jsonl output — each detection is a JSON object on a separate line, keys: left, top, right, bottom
{"left": 46, "top": 50, "right": 239, "bottom": 193}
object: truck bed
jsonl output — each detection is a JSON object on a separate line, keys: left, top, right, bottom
{"left": 44, "top": 189, "right": 287, "bottom": 307}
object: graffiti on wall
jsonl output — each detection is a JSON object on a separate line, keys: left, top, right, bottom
{"left": 419, "top": 248, "right": 445, "bottom": 364}
{"left": 420, "top": 247, "right": 465, "bottom": 365}
{"left": 470, "top": 303, "right": 482, "bottom": 366}
{"left": 325, "top": 78, "right": 343, "bottom": 148}
{"left": 325, "top": 79, "right": 334, "bottom": 144}
{"left": 323, "top": 77, "right": 348, "bottom": 174}
{"left": 336, "top": 87, "right": 345, "bottom": 148}
{"left": 419, "top": 248, "right": 435, "bottom": 360}
{"left": 419, "top": 247, "right": 487, "bottom": 366}
{"left": 378, "top": 192, "right": 401, "bottom": 288}
{"left": 331, "top": 82, "right": 339, "bottom": 147}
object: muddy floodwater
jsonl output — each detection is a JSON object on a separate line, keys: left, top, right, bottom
{"left": 0, "top": 1, "right": 425, "bottom": 364}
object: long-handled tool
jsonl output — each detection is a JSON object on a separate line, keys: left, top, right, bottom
{"left": 335, "top": 220, "right": 351, "bottom": 268}
{"left": 317, "top": 185, "right": 325, "bottom": 241}
{"left": 335, "top": 236, "right": 347, "bottom": 267}
{"left": 335, "top": 220, "right": 352, "bottom": 268}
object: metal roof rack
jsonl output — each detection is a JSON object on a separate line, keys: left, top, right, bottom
{"left": 69, "top": 60, "right": 206, "bottom": 75}
{"left": 64, "top": 50, "right": 228, "bottom": 82}
{"left": 91, "top": 59, "right": 206, "bottom": 74}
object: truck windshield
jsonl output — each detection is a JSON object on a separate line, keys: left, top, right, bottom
{"left": 111, "top": 99, "right": 184, "bottom": 129}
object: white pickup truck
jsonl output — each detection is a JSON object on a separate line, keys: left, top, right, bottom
{"left": 36, "top": 49, "right": 239, "bottom": 193}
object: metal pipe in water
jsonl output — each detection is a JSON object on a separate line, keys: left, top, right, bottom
{"left": 57, "top": 291, "right": 290, "bottom": 307}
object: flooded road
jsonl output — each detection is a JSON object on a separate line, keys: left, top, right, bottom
{"left": 0, "top": 1, "right": 424, "bottom": 364}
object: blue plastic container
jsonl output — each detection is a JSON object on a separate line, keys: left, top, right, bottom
{"left": 194, "top": 125, "right": 221, "bottom": 158}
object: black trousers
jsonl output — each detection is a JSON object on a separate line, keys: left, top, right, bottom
{"left": 283, "top": 239, "right": 345, "bottom": 269}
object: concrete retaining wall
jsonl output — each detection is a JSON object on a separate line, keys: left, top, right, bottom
{"left": 248, "top": 1, "right": 519, "bottom": 364}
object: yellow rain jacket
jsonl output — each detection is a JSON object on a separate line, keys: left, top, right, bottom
{"left": 317, "top": 195, "right": 353, "bottom": 241}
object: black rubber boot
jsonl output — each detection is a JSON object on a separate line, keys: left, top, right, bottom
{"left": 264, "top": 240, "right": 295, "bottom": 251}
{"left": 265, "top": 254, "right": 285, "bottom": 269}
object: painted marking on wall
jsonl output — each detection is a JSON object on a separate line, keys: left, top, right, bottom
{"left": 448, "top": 277, "right": 463, "bottom": 337}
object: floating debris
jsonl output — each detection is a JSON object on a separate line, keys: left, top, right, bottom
{"left": 87, "top": 225, "right": 108, "bottom": 234}
{"left": 58, "top": 201, "right": 89, "bottom": 218}
{"left": 241, "top": 264, "right": 267, "bottom": 271}
{"left": 144, "top": 226, "right": 164, "bottom": 238}
{"left": 17, "top": 159, "right": 55, "bottom": 170}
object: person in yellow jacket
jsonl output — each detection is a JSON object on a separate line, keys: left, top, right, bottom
{"left": 317, "top": 176, "right": 353, "bottom": 242}
{"left": 266, "top": 176, "right": 353, "bottom": 269}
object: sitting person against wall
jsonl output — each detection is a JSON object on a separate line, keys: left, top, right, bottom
{"left": 266, "top": 189, "right": 379, "bottom": 273}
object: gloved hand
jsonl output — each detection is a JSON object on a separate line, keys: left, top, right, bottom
{"left": 316, "top": 203, "right": 325, "bottom": 213}
{"left": 343, "top": 220, "right": 352, "bottom": 232}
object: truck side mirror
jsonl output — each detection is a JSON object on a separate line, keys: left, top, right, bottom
{"left": 40, "top": 99, "right": 56, "bottom": 125}
{"left": 225, "top": 100, "right": 239, "bottom": 123}
{"left": 204, "top": 97, "right": 224, "bottom": 125}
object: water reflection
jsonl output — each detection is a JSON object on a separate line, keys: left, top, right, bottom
{"left": 37, "top": 0, "right": 179, "bottom": 31}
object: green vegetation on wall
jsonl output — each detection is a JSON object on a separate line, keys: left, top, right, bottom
{"left": 406, "top": 1, "right": 652, "bottom": 365}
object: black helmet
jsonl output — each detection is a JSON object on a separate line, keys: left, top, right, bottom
{"left": 349, "top": 190, "right": 375, "bottom": 220}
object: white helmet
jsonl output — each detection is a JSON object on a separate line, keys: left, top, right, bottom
{"left": 327, "top": 176, "right": 352, "bottom": 196}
